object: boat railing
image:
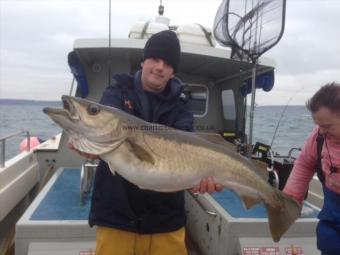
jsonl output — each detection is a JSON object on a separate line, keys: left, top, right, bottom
{"left": 188, "top": 192, "right": 217, "bottom": 217}
{"left": 268, "top": 147, "right": 301, "bottom": 165}
{"left": 287, "top": 147, "right": 301, "bottom": 159}
{"left": 0, "top": 130, "right": 31, "bottom": 168}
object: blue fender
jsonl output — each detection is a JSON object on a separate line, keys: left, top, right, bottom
{"left": 240, "top": 70, "right": 275, "bottom": 96}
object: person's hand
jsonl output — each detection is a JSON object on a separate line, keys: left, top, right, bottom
{"left": 190, "top": 177, "right": 223, "bottom": 194}
{"left": 67, "top": 142, "right": 99, "bottom": 160}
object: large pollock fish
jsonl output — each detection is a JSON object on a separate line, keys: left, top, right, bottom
{"left": 43, "top": 95, "right": 301, "bottom": 242}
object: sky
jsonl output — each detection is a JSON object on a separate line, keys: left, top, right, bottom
{"left": 0, "top": 0, "right": 339, "bottom": 105}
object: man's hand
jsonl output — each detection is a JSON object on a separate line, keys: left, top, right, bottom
{"left": 190, "top": 177, "right": 223, "bottom": 194}
{"left": 67, "top": 142, "right": 99, "bottom": 160}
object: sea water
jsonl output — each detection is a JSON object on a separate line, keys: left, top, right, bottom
{"left": 251, "top": 105, "right": 315, "bottom": 155}
{"left": 1, "top": 102, "right": 315, "bottom": 161}
{"left": 0, "top": 102, "right": 61, "bottom": 160}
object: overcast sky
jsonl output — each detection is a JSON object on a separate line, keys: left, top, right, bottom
{"left": 0, "top": 0, "right": 339, "bottom": 105}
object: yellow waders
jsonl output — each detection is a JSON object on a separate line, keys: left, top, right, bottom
{"left": 95, "top": 226, "right": 188, "bottom": 255}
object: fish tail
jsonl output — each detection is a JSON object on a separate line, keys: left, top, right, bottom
{"left": 266, "top": 190, "right": 301, "bottom": 242}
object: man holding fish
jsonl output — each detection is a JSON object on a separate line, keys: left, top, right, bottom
{"left": 69, "top": 30, "right": 222, "bottom": 255}
{"left": 45, "top": 30, "right": 302, "bottom": 254}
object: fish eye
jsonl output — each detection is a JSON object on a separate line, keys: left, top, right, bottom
{"left": 87, "top": 104, "right": 100, "bottom": 115}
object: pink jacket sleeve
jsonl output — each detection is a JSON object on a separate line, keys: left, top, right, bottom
{"left": 283, "top": 128, "right": 319, "bottom": 203}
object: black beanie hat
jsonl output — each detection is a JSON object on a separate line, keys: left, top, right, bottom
{"left": 143, "top": 30, "right": 180, "bottom": 72}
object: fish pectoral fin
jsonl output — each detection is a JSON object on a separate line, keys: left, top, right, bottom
{"left": 240, "top": 195, "right": 263, "bottom": 209}
{"left": 101, "top": 153, "right": 117, "bottom": 176}
{"left": 127, "top": 139, "right": 155, "bottom": 165}
{"left": 106, "top": 160, "right": 117, "bottom": 176}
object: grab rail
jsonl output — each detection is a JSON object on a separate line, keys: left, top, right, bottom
{"left": 0, "top": 130, "right": 31, "bottom": 168}
{"left": 287, "top": 147, "right": 301, "bottom": 159}
{"left": 188, "top": 192, "right": 217, "bottom": 217}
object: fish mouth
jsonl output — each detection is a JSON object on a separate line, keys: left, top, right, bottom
{"left": 61, "top": 95, "right": 76, "bottom": 117}
{"left": 43, "top": 95, "right": 78, "bottom": 120}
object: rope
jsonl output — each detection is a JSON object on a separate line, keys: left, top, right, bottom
{"left": 195, "top": 23, "right": 214, "bottom": 47}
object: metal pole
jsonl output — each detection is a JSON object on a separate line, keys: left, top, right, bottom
{"left": 69, "top": 77, "right": 75, "bottom": 96}
{"left": 247, "top": 62, "right": 257, "bottom": 156}
{"left": 0, "top": 140, "right": 5, "bottom": 168}
{"left": 26, "top": 131, "right": 31, "bottom": 151}
{"left": 0, "top": 130, "right": 31, "bottom": 167}
{"left": 108, "top": 0, "right": 112, "bottom": 87}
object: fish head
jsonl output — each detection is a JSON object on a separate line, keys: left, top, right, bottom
{"left": 43, "top": 95, "right": 129, "bottom": 155}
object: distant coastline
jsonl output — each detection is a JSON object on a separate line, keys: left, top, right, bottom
{"left": 0, "top": 98, "right": 304, "bottom": 107}
{"left": 0, "top": 99, "right": 61, "bottom": 106}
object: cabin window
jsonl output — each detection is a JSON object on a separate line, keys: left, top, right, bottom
{"left": 222, "top": 89, "right": 236, "bottom": 120}
{"left": 184, "top": 84, "right": 208, "bottom": 117}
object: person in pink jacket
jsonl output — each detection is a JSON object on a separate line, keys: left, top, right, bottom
{"left": 283, "top": 82, "right": 340, "bottom": 255}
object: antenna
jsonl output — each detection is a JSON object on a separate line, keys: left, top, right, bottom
{"left": 213, "top": 0, "right": 286, "bottom": 156}
{"left": 158, "top": 0, "right": 164, "bottom": 16}
{"left": 108, "top": 0, "right": 112, "bottom": 86}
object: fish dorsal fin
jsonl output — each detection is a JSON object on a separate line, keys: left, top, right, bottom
{"left": 127, "top": 139, "right": 155, "bottom": 165}
{"left": 195, "top": 132, "right": 233, "bottom": 148}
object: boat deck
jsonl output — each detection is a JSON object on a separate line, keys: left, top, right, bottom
{"left": 30, "top": 168, "right": 90, "bottom": 221}
{"left": 15, "top": 168, "right": 204, "bottom": 255}
{"left": 15, "top": 168, "right": 94, "bottom": 255}
{"left": 15, "top": 166, "right": 321, "bottom": 255}
{"left": 212, "top": 190, "right": 319, "bottom": 219}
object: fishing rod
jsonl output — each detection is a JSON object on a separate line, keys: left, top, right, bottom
{"left": 265, "top": 87, "right": 303, "bottom": 189}
{"left": 269, "top": 87, "right": 304, "bottom": 149}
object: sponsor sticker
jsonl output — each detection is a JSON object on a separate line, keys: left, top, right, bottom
{"left": 79, "top": 250, "right": 95, "bottom": 255}
{"left": 285, "top": 246, "right": 304, "bottom": 255}
{"left": 243, "top": 246, "right": 280, "bottom": 255}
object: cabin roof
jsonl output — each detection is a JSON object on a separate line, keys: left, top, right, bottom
{"left": 73, "top": 38, "right": 275, "bottom": 82}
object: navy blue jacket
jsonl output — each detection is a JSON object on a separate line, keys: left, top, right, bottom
{"left": 88, "top": 71, "right": 194, "bottom": 234}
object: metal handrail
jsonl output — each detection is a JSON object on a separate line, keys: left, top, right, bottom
{"left": 287, "top": 147, "right": 301, "bottom": 159}
{"left": 188, "top": 192, "right": 217, "bottom": 217}
{"left": 0, "top": 130, "right": 31, "bottom": 168}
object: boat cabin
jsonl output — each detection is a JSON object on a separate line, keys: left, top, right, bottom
{"left": 69, "top": 20, "right": 275, "bottom": 142}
